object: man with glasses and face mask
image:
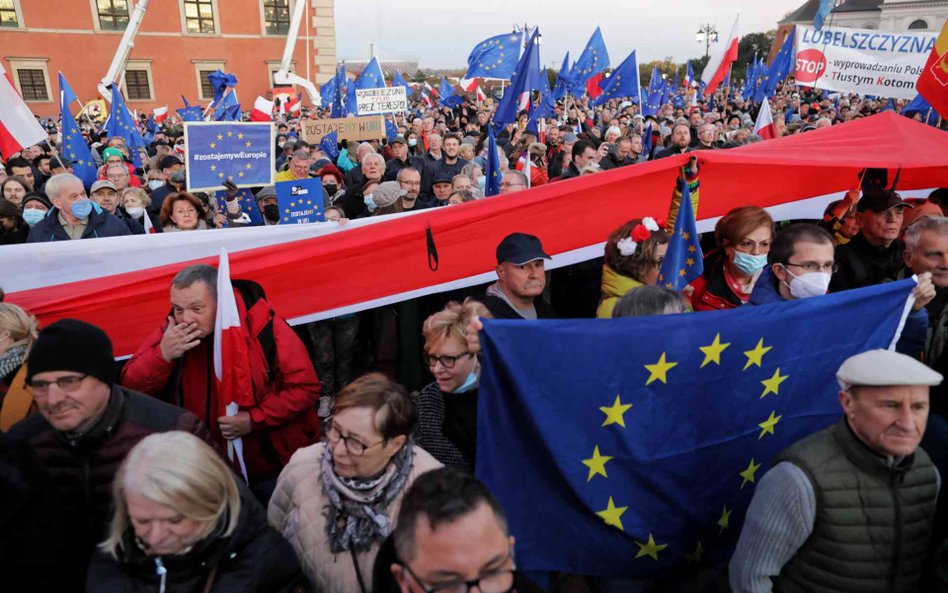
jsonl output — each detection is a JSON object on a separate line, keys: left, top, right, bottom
{"left": 7, "top": 319, "right": 213, "bottom": 591}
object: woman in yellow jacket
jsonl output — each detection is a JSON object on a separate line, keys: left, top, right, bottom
{"left": 596, "top": 217, "right": 670, "bottom": 318}
{"left": 0, "top": 303, "right": 39, "bottom": 431}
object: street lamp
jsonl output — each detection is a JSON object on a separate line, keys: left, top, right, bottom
{"left": 696, "top": 23, "right": 719, "bottom": 58}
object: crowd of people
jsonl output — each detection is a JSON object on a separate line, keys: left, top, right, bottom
{"left": 0, "top": 78, "right": 947, "bottom": 593}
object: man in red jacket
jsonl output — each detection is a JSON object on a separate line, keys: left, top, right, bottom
{"left": 121, "top": 264, "right": 321, "bottom": 503}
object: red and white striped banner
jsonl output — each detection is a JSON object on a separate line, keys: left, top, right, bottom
{"left": 4, "top": 114, "right": 947, "bottom": 357}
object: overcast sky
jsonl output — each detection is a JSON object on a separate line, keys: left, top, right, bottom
{"left": 333, "top": 0, "right": 806, "bottom": 69}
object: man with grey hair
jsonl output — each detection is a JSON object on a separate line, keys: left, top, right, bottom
{"left": 276, "top": 148, "right": 316, "bottom": 182}
{"left": 731, "top": 349, "right": 942, "bottom": 593}
{"left": 27, "top": 173, "right": 131, "bottom": 241}
{"left": 499, "top": 170, "right": 528, "bottom": 195}
{"left": 339, "top": 152, "right": 386, "bottom": 219}
{"left": 105, "top": 163, "right": 132, "bottom": 191}
{"left": 122, "top": 263, "right": 321, "bottom": 503}
{"left": 344, "top": 141, "right": 377, "bottom": 188}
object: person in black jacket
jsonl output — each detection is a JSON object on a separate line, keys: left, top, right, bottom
{"left": 26, "top": 173, "right": 132, "bottom": 242}
{"left": 482, "top": 233, "right": 557, "bottom": 320}
{"left": 7, "top": 319, "right": 215, "bottom": 590}
{"left": 87, "top": 431, "right": 301, "bottom": 593}
{"left": 0, "top": 198, "right": 29, "bottom": 244}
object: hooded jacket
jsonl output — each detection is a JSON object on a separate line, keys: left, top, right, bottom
{"left": 26, "top": 205, "right": 132, "bottom": 242}
{"left": 596, "top": 265, "right": 643, "bottom": 319}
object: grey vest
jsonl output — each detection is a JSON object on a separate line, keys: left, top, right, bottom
{"left": 772, "top": 419, "right": 937, "bottom": 593}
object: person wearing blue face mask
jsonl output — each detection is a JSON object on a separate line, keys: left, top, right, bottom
{"left": 415, "top": 299, "right": 491, "bottom": 471}
{"left": 26, "top": 173, "right": 131, "bottom": 242}
{"left": 689, "top": 206, "right": 774, "bottom": 311}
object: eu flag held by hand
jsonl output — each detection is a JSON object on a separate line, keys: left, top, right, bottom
{"left": 465, "top": 31, "right": 523, "bottom": 80}
{"left": 477, "top": 279, "right": 915, "bottom": 577}
{"left": 658, "top": 174, "right": 702, "bottom": 290}
{"left": 106, "top": 86, "right": 147, "bottom": 168}
{"left": 184, "top": 122, "right": 273, "bottom": 191}
{"left": 591, "top": 51, "right": 640, "bottom": 107}
{"left": 570, "top": 27, "right": 610, "bottom": 95}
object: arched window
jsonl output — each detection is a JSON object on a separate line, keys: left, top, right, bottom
{"left": 908, "top": 19, "right": 929, "bottom": 30}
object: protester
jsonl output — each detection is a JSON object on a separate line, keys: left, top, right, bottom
{"left": 0, "top": 198, "right": 27, "bottom": 244}
{"left": 91, "top": 179, "right": 145, "bottom": 235}
{"left": 27, "top": 172, "right": 132, "bottom": 242}
{"left": 690, "top": 206, "right": 774, "bottom": 311}
{"left": 6, "top": 319, "right": 213, "bottom": 590}
{"left": 267, "top": 373, "right": 441, "bottom": 593}
{"left": 121, "top": 186, "right": 161, "bottom": 232}
{"left": 159, "top": 192, "right": 210, "bottom": 232}
{"left": 611, "top": 285, "right": 687, "bottom": 318}
{"left": 88, "top": 431, "right": 302, "bottom": 593}
{"left": 730, "top": 349, "right": 941, "bottom": 593}
{"left": 396, "top": 167, "right": 425, "bottom": 212}
{"left": 482, "top": 232, "right": 557, "bottom": 320}
{"left": 19, "top": 192, "right": 51, "bottom": 229}
{"left": 1, "top": 175, "right": 29, "bottom": 209}
{"left": 0, "top": 302, "right": 38, "bottom": 430}
{"left": 416, "top": 299, "right": 490, "bottom": 470}
{"left": 597, "top": 218, "right": 669, "bottom": 318}
{"left": 557, "top": 139, "right": 596, "bottom": 180}
{"left": 654, "top": 124, "right": 691, "bottom": 159}
{"left": 149, "top": 154, "right": 185, "bottom": 214}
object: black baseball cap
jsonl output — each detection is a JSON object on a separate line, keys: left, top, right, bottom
{"left": 857, "top": 187, "right": 914, "bottom": 213}
{"left": 496, "top": 233, "right": 552, "bottom": 266}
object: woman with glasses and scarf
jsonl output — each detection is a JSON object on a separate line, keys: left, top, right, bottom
{"left": 268, "top": 373, "right": 441, "bottom": 593}
{"left": 415, "top": 299, "right": 491, "bottom": 471}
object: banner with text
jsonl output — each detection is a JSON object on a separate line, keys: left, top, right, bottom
{"left": 301, "top": 115, "right": 386, "bottom": 144}
{"left": 184, "top": 122, "right": 274, "bottom": 191}
{"left": 795, "top": 25, "right": 938, "bottom": 100}
{"left": 275, "top": 178, "right": 326, "bottom": 224}
{"left": 355, "top": 86, "right": 408, "bottom": 115}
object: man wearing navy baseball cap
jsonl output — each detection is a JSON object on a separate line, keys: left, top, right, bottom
{"left": 482, "top": 232, "right": 557, "bottom": 320}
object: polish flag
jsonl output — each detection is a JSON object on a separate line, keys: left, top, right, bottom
{"left": 213, "top": 248, "right": 255, "bottom": 481}
{"left": 153, "top": 106, "right": 168, "bottom": 123}
{"left": 754, "top": 97, "right": 776, "bottom": 140}
{"left": 476, "top": 86, "right": 486, "bottom": 103}
{"left": 421, "top": 91, "right": 433, "bottom": 108}
{"left": 250, "top": 96, "right": 274, "bottom": 122}
{"left": 518, "top": 91, "right": 531, "bottom": 112}
{"left": 459, "top": 77, "right": 478, "bottom": 93}
{"left": 701, "top": 15, "right": 740, "bottom": 97}
{"left": 586, "top": 72, "right": 605, "bottom": 99}
{"left": 0, "top": 62, "right": 47, "bottom": 160}
{"left": 143, "top": 213, "right": 157, "bottom": 234}
{"left": 424, "top": 81, "right": 438, "bottom": 97}
{"left": 283, "top": 94, "right": 301, "bottom": 116}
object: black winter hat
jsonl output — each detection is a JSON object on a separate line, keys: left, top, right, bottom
{"left": 26, "top": 319, "right": 115, "bottom": 386}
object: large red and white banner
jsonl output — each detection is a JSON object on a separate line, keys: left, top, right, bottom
{"left": 4, "top": 114, "right": 947, "bottom": 357}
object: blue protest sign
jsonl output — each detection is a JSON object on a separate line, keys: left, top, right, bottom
{"left": 184, "top": 122, "right": 274, "bottom": 192}
{"left": 275, "top": 178, "right": 325, "bottom": 224}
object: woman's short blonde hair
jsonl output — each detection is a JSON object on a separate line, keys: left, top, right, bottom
{"left": 121, "top": 186, "right": 151, "bottom": 208}
{"left": 422, "top": 298, "right": 490, "bottom": 352}
{"left": 101, "top": 431, "right": 241, "bottom": 559}
{"left": 0, "top": 303, "right": 39, "bottom": 352}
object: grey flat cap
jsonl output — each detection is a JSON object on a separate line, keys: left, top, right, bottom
{"left": 836, "top": 349, "right": 943, "bottom": 390}
{"left": 371, "top": 181, "right": 406, "bottom": 209}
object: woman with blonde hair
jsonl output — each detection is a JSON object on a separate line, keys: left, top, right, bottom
{"left": 0, "top": 302, "right": 39, "bottom": 431}
{"left": 415, "top": 298, "right": 491, "bottom": 470}
{"left": 88, "top": 431, "right": 300, "bottom": 593}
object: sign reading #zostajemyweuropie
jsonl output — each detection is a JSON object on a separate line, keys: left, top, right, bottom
{"left": 301, "top": 115, "right": 385, "bottom": 144}
{"left": 184, "top": 122, "right": 274, "bottom": 192}
{"left": 275, "top": 178, "right": 325, "bottom": 224}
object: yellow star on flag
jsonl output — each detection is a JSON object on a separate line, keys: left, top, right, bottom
{"left": 688, "top": 245, "right": 697, "bottom": 253}
{"left": 245, "top": 141, "right": 252, "bottom": 147}
{"left": 634, "top": 534, "right": 668, "bottom": 560}
{"left": 582, "top": 446, "right": 613, "bottom": 482}
{"left": 681, "top": 231, "right": 690, "bottom": 240}
{"left": 717, "top": 505, "right": 732, "bottom": 532}
{"left": 595, "top": 497, "right": 628, "bottom": 531}
{"left": 217, "top": 172, "right": 224, "bottom": 178}
{"left": 226, "top": 130, "right": 233, "bottom": 137}
{"left": 645, "top": 353, "right": 677, "bottom": 386}
{"left": 290, "top": 201, "right": 296, "bottom": 207}
{"left": 599, "top": 395, "right": 633, "bottom": 428}
{"left": 237, "top": 132, "right": 244, "bottom": 139}
{"left": 699, "top": 334, "right": 730, "bottom": 368}
{"left": 245, "top": 163, "right": 252, "bottom": 169}
{"left": 760, "top": 368, "right": 788, "bottom": 398}
{"left": 758, "top": 410, "right": 783, "bottom": 439}
{"left": 283, "top": 216, "right": 289, "bottom": 222}
{"left": 210, "top": 164, "right": 217, "bottom": 171}
{"left": 284, "top": 208, "right": 290, "bottom": 214}
{"left": 238, "top": 171, "right": 244, "bottom": 178}
{"left": 216, "top": 133, "right": 223, "bottom": 140}
{"left": 743, "top": 339, "right": 773, "bottom": 370}
{"left": 739, "top": 458, "right": 762, "bottom": 489}
{"left": 686, "top": 257, "right": 696, "bottom": 266}
{"left": 685, "top": 541, "right": 703, "bottom": 564}
{"left": 209, "top": 142, "right": 217, "bottom": 149}
{"left": 679, "top": 269, "right": 686, "bottom": 277}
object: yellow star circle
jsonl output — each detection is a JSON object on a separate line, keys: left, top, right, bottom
{"left": 582, "top": 446, "right": 613, "bottom": 482}
{"left": 634, "top": 534, "right": 668, "bottom": 560}
{"left": 760, "top": 368, "right": 789, "bottom": 398}
{"left": 699, "top": 333, "right": 731, "bottom": 368}
{"left": 599, "top": 395, "right": 633, "bottom": 428}
{"left": 743, "top": 338, "right": 773, "bottom": 371}
{"left": 595, "top": 497, "right": 628, "bottom": 531}
{"left": 645, "top": 353, "right": 678, "bottom": 386}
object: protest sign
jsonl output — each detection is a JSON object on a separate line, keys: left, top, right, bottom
{"left": 795, "top": 25, "right": 938, "bottom": 100}
{"left": 301, "top": 116, "right": 386, "bottom": 144}
{"left": 217, "top": 188, "right": 262, "bottom": 226}
{"left": 184, "top": 122, "right": 274, "bottom": 192}
{"left": 355, "top": 86, "right": 408, "bottom": 114}
{"left": 275, "top": 178, "right": 325, "bottom": 224}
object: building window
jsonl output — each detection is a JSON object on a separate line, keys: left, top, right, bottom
{"left": 124, "top": 69, "right": 152, "bottom": 100}
{"left": 908, "top": 19, "right": 928, "bottom": 30}
{"left": 184, "top": 0, "right": 215, "bottom": 33}
{"left": 17, "top": 69, "right": 48, "bottom": 101}
{"left": 0, "top": 0, "right": 20, "bottom": 27}
{"left": 263, "top": 0, "right": 290, "bottom": 35}
{"left": 97, "top": 0, "right": 130, "bottom": 30}
{"left": 198, "top": 69, "right": 216, "bottom": 100}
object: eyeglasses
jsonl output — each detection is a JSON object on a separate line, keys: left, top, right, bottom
{"left": 325, "top": 420, "right": 385, "bottom": 457}
{"left": 422, "top": 352, "right": 473, "bottom": 370}
{"left": 28, "top": 374, "right": 88, "bottom": 395}
{"left": 782, "top": 262, "right": 839, "bottom": 274}
{"left": 733, "top": 239, "right": 771, "bottom": 253}
{"left": 399, "top": 555, "right": 515, "bottom": 593}
{"left": 499, "top": 182, "right": 525, "bottom": 189}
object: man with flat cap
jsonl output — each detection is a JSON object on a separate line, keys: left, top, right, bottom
{"left": 730, "top": 349, "right": 942, "bottom": 593}
{"left": 482, "top": 232, "right": 557, "bottom": 320}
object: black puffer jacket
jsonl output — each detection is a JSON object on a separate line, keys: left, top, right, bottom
{"left": 87, "top": 485, "right": 302, "bottom": 593}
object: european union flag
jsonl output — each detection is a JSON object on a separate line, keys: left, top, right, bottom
{"left": 761, "top": 30, "right": 794, "bottom": 100}
{"left": 570, "top": 27, "right": 610, "bottom": 95}
{"left": 464, "top": 31, "right": 523, "bottom": 80}
{"left": 219, "top": 188, "right": 262, "bottom": 226}
{"left": 392, "top": 70, "right": 412, "bottom": 94}
{"left": 477, "top": 279, "right": 917, "bottom": 576}
{"left": 59, "top": 73, "right": 96, "bottom": 188}
{"left": 642, "top": 122, "right": 653, "bottom": 156}
{"left": 553, "top": 52, "right": 571, "bottom": 100}
{"left": 59, "top": 71, "right": 78, "bottom": 106}
{"left": 902, "top": 93, "right": 942, "bottom": 125}
{"left": 642, "top": 83, "right": 666, "bottom": 117}
{"left": 320, "top": 75, "right": 336, "bottom": 110}
{"left": 814, "top": 0, "right": 837, "bottom": 32}
{"left": 672, "top": 93, "right": 686, "bottom": 109}
{"left": 686, "top": 62, "right": 695, "bottom": 87}
{"left": 320, "top": 130, "right": 340, "bottom": 160}
{"left": 485, "top": 125, "right": 501, "bottom": 197}
{"left": 208, "top": 70, "right": 238, "bottom": 106}
{"left": 332, "top": 65, "right": 347, "bottom": 118}
{"left": 532, "top": 67, "right": 556, "bottom": 121}
{"left": 178, "top": 96, "right": 204, "bottom": 122}
{"left": 142, "top": 116, "right": 157, "bottom": 145}
{"left": 592, "top": 51, "right": 640, "bottom": 107}
{"left": 345, "top": 81, "right": 358, "bottom": 116}
{"left": 276, "top": 177, "right": 325, "bottom": 224}
{"left": 354, "top": 57, "right": 386, "bottom": 90}
{"left": 493, "top": 28, "right": 543, "bottom": 129}
{"left": 658, "top": 177, "right": 703, "bottom": 290}
{"left": 439, "top": 77, "right": 463, "bottom": 109}
{"left": 214, "top": 91, "right": 240, "bottom": 121}
{"left": 385, "top": 119, "right": 398, "bottom": 142}
{"left": 184, "top": 122, "right": 273, "bottom": 191}
{"left": 106, "top": 86, "right": 147, "bottom": 168}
